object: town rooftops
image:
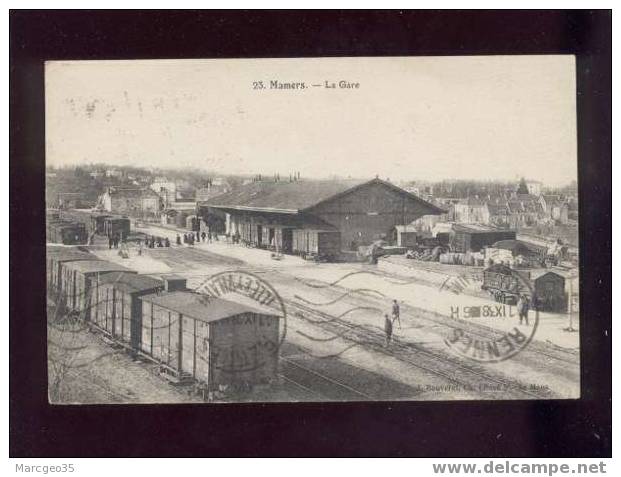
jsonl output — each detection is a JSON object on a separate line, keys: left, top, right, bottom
{"left": 107, "top": 187, "right": 160, "bottom": 199}
{"left": 203, "top": 177, "right": 445, "bottom": 214}
{"left": 93, "top": 272, "right": 163, "bottom": 293}
{"left": 140, "top": 291, "right": 281, "bottom": 323}
{"left": 64, "top": 260, "right": 136, "bottom": 275}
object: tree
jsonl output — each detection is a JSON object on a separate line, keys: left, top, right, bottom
{"left": 517, "top": 177, "right": 529, "bottom": 195}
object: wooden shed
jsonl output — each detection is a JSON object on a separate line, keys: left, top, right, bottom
{"left": 89, "top": 272, "right": 163, "bottom": 349}
{"left": 139, "top": 291, "right": 280, "bottom": 388}
{"left": 60, "top": 260, "right": 135, "bottom": 319}
{"left": 450, "top": 224, "right": 516, "bottom": 253}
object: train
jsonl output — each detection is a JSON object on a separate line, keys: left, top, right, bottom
{"left": 46, "top": 218, "right": 89, "bottom": 245}
{"left": 53, "top": 208, "right": 132, "bottom": 240}
{"left": 481, "top": 263, "right": 568, "bottom": 312}
{"left": 46, "top": 246, "right": 281, "bottom": 393}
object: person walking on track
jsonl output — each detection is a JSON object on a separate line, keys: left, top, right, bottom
{"left": 384, "top": 314, "right": 393, "bottom": 347}
{"left": 391, "top": 299, "right": 401, "bottom": 329}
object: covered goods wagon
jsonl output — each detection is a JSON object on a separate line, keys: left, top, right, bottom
{"left": 532, "top": 271, "right": 567, "bottom": 312}
{"left": 46, "top": 246, "right": 95, "bottom": 298}
{"left": 139, "top": 291, "right": 280, "bottom": 388}
{"left": 102, "top": 216, "right": 131, "bottom": 239}
{"left": 292, "top": 229, "right": 341, "bottom": 259}
{"left": 89, "top": 272, "right": 163, "bottom": 349}
{"left": 60, "top": 260, "right": 136, "bottom": 319}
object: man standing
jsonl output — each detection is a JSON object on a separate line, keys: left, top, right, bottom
{"left": 384, "top": 314, "right": 393, "bottom": 347}
{"left": 517, "top": 294, "right": 530, "bottom": 326}
{"left": 392, "top": 299, "right": 401, "bottom": 329}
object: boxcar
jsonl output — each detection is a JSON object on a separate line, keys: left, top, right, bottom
{"left": 139, "top": 291, "right": 280, "bottom": 388}
{"left": 103, "top": 216, "right": 131, "bottom": 239}
{"left": 60, "top": 260, "right": 136, "bottom": 319}
{"left": 89, "top": 272, "right": 163, "bottom": 349}
{"left": 46, "top": 246, "right": 95, "bottom": 298}
{"left": 481, "top": 264, "right": 531, "bottom": 305}
{"left": 533, "top": 271, "right": 567, "bottom": 312}
{"left": 292, "top": 229, "right": 341, "bottom": 260}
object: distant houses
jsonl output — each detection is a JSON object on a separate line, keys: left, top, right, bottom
{"left": 99, "top": 187, "right": 162, "bottom": 218}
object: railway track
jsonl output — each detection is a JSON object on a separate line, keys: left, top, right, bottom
{"left": 288, "top": 300, "right": 552, "bottom": 400}
{"left": 285, "top": 269, "right": 579, "bottom": 369}
{"left": 280, "top": 358, "right": 374, "bottom": 401}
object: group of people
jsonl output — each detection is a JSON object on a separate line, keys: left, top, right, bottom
{"left": 141, "top": 235, "right": 170, "bottom": 249}
{"left": 175, "top": 231, "right": 218, "bottom": 246}
{"left": 107, "top": 234, "right": 122, "bottom": 249}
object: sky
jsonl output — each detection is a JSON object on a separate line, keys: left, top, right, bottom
{"left": 46, "top": 56, "right": 577, "bottom": 186}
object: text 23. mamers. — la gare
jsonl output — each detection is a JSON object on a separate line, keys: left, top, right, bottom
{"left": 252, "top": 80, "right": 360, "bottom": 90}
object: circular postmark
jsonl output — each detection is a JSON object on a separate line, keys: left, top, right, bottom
{"left": 439, "top": 267, "right": 539, "bottom": 363}
{"left": 194, "top": 270, "right": 287, "bottom": 374}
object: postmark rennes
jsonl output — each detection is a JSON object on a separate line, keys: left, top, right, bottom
{"left": 440, "top": 270, "right": 539, "bottom": 363}
{"left": 195, "top": 270, "right": 287, "bottom": 373}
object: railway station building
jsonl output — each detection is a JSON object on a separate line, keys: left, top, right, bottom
{"left": 198, "top": 177, "right": 444, "bottom": 258}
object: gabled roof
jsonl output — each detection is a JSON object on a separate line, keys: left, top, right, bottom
{"left": 203, "top": 178, "right": 365, "bottom": 212}
{"left": 140, "top": 291, "right": 281, "bottom": 323}
{"left": 93, "top": 272, "right": 163, "bottom": 293}
{"left": 203, "top": 178, "right": 445, "bottom": 215}
{"left": 63, "top": 259, "right": 135, "bottom": 275}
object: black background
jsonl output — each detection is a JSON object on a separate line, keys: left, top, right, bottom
{"left": 9, "top": 10, "right": 612, "bottom": 457}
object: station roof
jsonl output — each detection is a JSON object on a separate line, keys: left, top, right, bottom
{"left": 140, "top": 291, "right": 281, "bottom": 323}
{"left": 92, "top": 272, "right": 163, "bottom": 293}
{"left": 202, "top": 177, "right": 445, "bottom": 215}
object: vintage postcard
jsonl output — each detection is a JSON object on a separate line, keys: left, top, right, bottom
{"left": 45, "top": 56, "right": 579, "bottom": 404}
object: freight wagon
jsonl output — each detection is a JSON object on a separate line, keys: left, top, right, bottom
{"left": 89, "top": 272, "right": 163, "bottom": 349}
{"left": 60, "top": 260, "right": 136, "bottom": 319}
{"left": 47, "top": 221, "right": 89, "bottom": 245}
{"left": 59, "top": 209, "right": 131, "bottom": 238}
{"left": 60, "top": 209, "right": 112, "bottom": 235}
{"left": 532, "top": 271, "right": 568, "bottom": 313}
{"left": 481, "top": 264, "right": 531, "bottom": 305}
{"left": 139, "top": 290, "right": 280, "bottom": 388}
{"left": 481, "top": 264, "right": 568, "bottom": 312}
{"left": 102, "top": 216, "right": 131, "bottom": 239}
{"left": 292, "top": 229, "right": 341, "bottom": 260}
{"left": 46, "top": 246, "right": 96, "bottom": 298}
